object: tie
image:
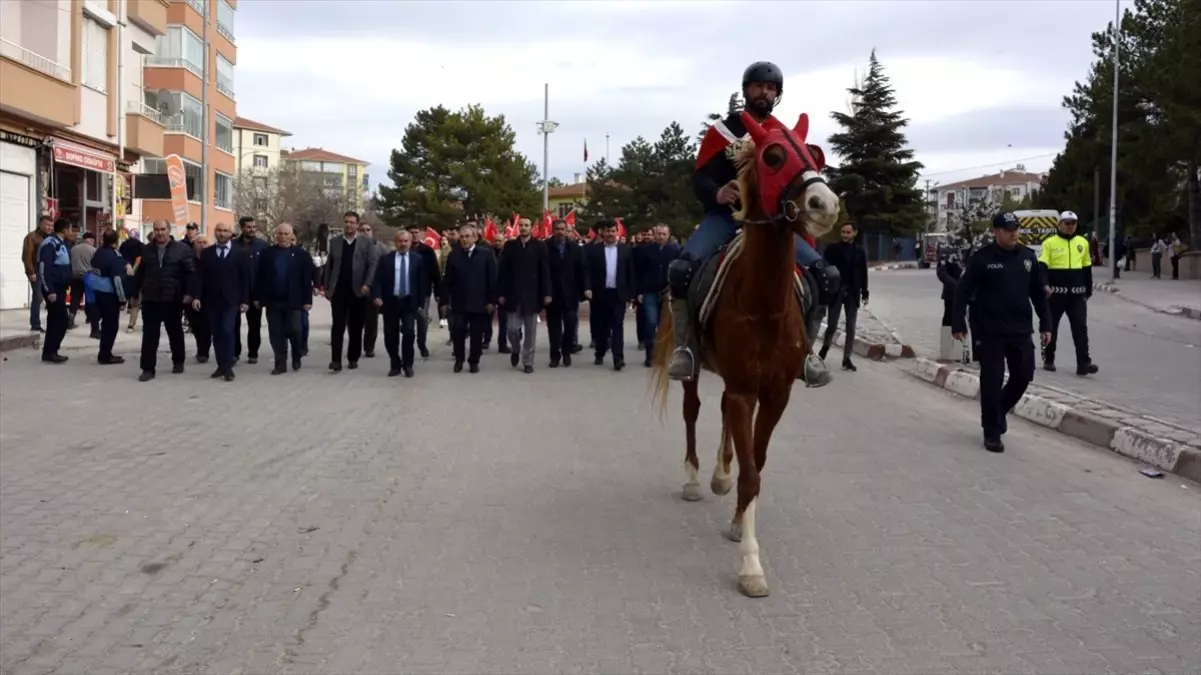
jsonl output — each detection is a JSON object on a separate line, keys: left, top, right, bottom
{"left": 219, "top": 246, "right": 226, "bottom": 259}
{"left": 400, "top": 254, "right": 408, "bottom": 296}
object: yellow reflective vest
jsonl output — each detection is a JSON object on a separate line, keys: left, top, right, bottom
{"left": 1038, "top": 234, "right": 1092, "bottom": 296}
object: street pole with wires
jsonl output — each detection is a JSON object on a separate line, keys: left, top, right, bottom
{"left": 1107, "top": 0, "right": 1121, "bottom": 282}
{"left": 537, "top": 83, "right": 558, "bottom": 212}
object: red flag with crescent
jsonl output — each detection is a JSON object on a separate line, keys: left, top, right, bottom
{"left": 695, "top": 115, "right": 787, "bottom": 170}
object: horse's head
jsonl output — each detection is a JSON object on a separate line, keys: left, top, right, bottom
{"left": 734, "top": 111, "right": 839, "bottom": 240}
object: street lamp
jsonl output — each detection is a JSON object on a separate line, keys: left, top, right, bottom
{"left": 537, "top": 83, "right": 557, "bottom": 212}
{"left": 1107, "top": 0, "right": 1121, "bottom": 282}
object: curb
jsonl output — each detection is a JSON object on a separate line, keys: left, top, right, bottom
{"left": 907, "top": 357, "right": 1201, "bottom": 482}
{"left": 871, "top": 262, "right": 919, "bottom": 271}
{"left": 819, "top": 321, "right": 915, "bottom": 362}
{"left": 0, "top": 333, "right": 39, "bottom": 353}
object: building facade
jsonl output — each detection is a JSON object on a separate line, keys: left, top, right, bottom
{"left": 0, "top": 0, "right": 170, "bottom": 310}
{"left": 231, "top": 116, "right": 290, "bottom": 175}
{"left": 280, "top": 147, "right": 370, "bottom": 212}
{"left": 548, "top": 181, "right": 587, "bottom": 218}
{"left": 138, "top": 0, "right": 237, "bottom": 236}
{"left": 933, "top": 166, "right": 1044, "bottom": 230}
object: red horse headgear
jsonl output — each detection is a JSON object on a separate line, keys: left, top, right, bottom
{"left": 740, "top": 111, "right": 828, "bottom": 222}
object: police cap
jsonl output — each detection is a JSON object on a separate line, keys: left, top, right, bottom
{"left": 992, "top": 212, "right": 1019, "bottom": 230}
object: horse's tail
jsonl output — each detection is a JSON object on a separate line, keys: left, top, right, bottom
{"left": 648, "top": 296, "right": 676, "bottom": 421}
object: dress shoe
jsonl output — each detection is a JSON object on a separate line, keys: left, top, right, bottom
{"left": 594, "top": 355, "right": 604, "bottom": 366}
{"left": 523, "top": 365, "right": 533, "bottom": 374}
{"left": 348, "top": 361, "right": 358, "bottom": 370}
{"left": 469, "top": 363, "right": 480, "bottom": 374}
{"left": 510, "top": 352, "right": 520, "bottom": 368}
{"left": 562, "top": 354, "right": 572, "bottom": 367}
{"left": 211, "top": 367, "right": 225, "bottom": 379}
{"left": 271, "top": 365, "right": 287, "bottom": 375}
{"left": 842, "top": 359, "right": 857, "bottom": 372}
{"left": 387, "top": 368, "right": 402, "bottom": 377}
{"left": 419, "top": 347, "right": 430, "bottom": 359}
{"left": 613, "top": 359, "right": 625, "bottom": 371}
{"left": 329, "top": 362, "right": 343, "bottom": 372}
{"left": 403, "top": 366, "right": 414, "bottom": 378}
{"left": 138, "top": 371, "right": 155, "bottom": 382}
{"left": 549, "top": 360, "right": 560, "bottom": 368}
{"left": 98, "top": 355, "right": 125, "bottom": 365}
{"left": 364, "top": 351, "right": 375, "bottom": 358}
{"left": 454, "top": 360, "right": 464, "bottom": 373}
{"left": 292, "top": 358, "right": 302, "bottom": 371}
{"left": 223, "top": 371, "right": 236, "bottom": 382}
{"left": 1077, "top": 363, "right": 1099, "bottom": 376}
{"left": 983, "top": 436, "right": 1005, "bottom": 453}
{"left": 171, "top": 363, "right": 185, "bottom": 374}
{"left": 42, "top": 354, "right": 68, "bottom": 364}
{"left": 196, "top": 354, "right": 209, "bottom": 364}
{"left": 246, "top": 356, "right": 258, "bottom": 365}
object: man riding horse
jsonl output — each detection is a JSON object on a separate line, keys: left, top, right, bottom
{"left": 666, "top": 61, "right": 842, "bottom": 384}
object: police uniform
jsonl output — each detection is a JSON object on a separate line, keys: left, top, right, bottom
{"left": 952, "top": 212, "right": 1051, "bottom": 452}
{"left": 1038, "top": 215, "right": 1097, "bottom": 375}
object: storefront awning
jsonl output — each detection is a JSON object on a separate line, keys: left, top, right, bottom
{"left": 52, "top": 139, "right": 116, "bottom": 173}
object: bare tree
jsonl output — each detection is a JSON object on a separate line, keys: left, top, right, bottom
{"left": 232, "top": 166, "right": 356, "bottom": 249}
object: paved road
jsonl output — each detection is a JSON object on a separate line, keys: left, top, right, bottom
{"left": 1, "top": 318, "right": 1199, "bottom": 675}
{"left": 866, "top": 268, "right": 1201, "bottom": 431}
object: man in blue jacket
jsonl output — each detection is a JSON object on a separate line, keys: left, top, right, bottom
{"left": 38, "top": 218, "right": 74, "bottom": 363}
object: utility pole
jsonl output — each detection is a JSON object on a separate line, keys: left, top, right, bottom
{"left": 925, "top": 179, "right": 941, "bottom": 232}
{"left": 1107, "top": 0, "right": 1121, "bottom": 282}
{"left": 536, "top": 83, "right": 558, "bottom": 212}
{"left": 1093, "top": 166, "right": 1101, "bottom": 238}
{"left": 200, "top": 0, "right": 210, "bottom": 234}
{"left": 605, "top": 133, "right": 610, "bottom": 164}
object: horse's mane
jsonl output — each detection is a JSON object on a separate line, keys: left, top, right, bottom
{"left": 732, "top": 142, "right": 759, "bottom": 222}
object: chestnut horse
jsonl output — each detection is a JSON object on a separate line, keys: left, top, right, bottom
{"left": 651, "top": 111, "right": 839, "bottom": 598}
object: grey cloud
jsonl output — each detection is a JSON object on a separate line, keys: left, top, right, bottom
{"left": 904, "top": 106, "right": 1070, "bottom": 155}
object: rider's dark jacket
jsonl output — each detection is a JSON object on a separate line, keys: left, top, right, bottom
{"left": 694, "top": 113, "right": 784, "bottom": 215}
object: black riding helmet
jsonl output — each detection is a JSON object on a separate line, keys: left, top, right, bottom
{"left": 742, "top": 61, "right": 784, "bottom": 109}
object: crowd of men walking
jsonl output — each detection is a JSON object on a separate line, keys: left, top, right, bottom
{"left": 21, "top": 211, "right": 716, "bottom": 382}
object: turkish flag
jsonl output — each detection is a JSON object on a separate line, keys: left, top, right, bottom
{"left": 507, "top": 213, "right": 520, "bottom": 239}
{"left": 564, "top": 209, "right": 576, "bottom": 228}
{"left": 423, "top": 227, "right": 441, "bottom": 249}
{"left": 483, "top": 217, "right": 498, "bottom": 243}
{"left": 614, "top": 217, "right": 627, "bottom": 241}
{"left": 539, "top": 209, "right": 554, "bottom": 239}
{"left": 586, "top": 228, "right": 597, "bottom": 242}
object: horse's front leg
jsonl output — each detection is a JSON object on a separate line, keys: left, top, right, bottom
{"left": 721, "top": 392, "right": 767, "bottom": 597}
{"left": 681, "top": 379, "right": 703, "bottom": 502}
{"left": 710, "top": 391, "right": 734, "bottom": 495}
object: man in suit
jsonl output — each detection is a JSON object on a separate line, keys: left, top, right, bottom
{"left": 232, "top": 216, "right": 268, "bottom": 364}
{"left": 819, "top": 221, "right": 870, "bottom": 372}
{"left": 545, "top": 218, "right": 588, "bottom": 368}
{"left": 633, "top": 223, "right": 680, "bottom": 367}
{"left": 256, "top": 223, "right": 314, "bottom": 374}
{"left": 499, "top": 217, "right": 551, "bottom": 374}
{"left": 319, "top": 210, "right": 380, "bottom": 372}
{"left": 584, "top": 219, "right": 637, "bottom": 370}
{"left": 407, "top": 225, "right": 442, "bottom": 359}
{"left": 191, "top": 221, "right": 252, "bottom": 381}
{"left": 440, "top": 222, "right": 497, "bottom": 374}
{"left": 358, "top": 222, "right": 385, "bottom": 358}
{"left": 372, "top": 230, "right": 428, "bottom": 377}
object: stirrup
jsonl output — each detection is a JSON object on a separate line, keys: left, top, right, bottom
{"left": 802, "top": 353, "right": 832, "bottom": 389}
{"left": 668, "top": 346, "right": 696, "bottom": 381}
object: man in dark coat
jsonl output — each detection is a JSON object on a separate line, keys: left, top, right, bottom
{"left": 632, "top": 223, "right": 680, "bottom": 367}
{"left": 319, "top": 211, "right": 380, "bottom": 372}
{"left": 256, "top": 223, "right": 314, "bottom": 374}
{"left": 191, "top": 221, "right": 252, "bottom": 381}
{"left": 545, "top": 219, "right": 589, "bottom": 367}
{"left": 498, "top": 217, "right": 551, "bottom": 373}
{"left": 440, "top": 223, "right": 497, "bottom": 373}
{"left": 818, "top": 222, "right": 869, "bottom": 371}
{"left": 583, "top": 219, "right": 637, "bottom": 370}
{"left": 232, "top": 216, "right": 268, "bottom": 364}
{"left": 134, "top": 219, "right": 195, "bottom": 382}
{"left": 372, "top": 230, "right": 430, "bottom": 377}
{"left": 406, "top": 225, "right": 442, "bottom": 359}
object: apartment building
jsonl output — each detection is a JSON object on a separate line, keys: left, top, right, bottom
{"left": 933, "top": 166, "right": 1045, "bottom": 229}
{"left": 231, "top": 116, "right": 290, "bottom": 175}
{"left": 0, "top": 0, "right": 170, "bottom": 310}
{"left": 138, "top": 0, "right": 237, "bottom": 235}
{"left": 281, "top": 147, "right": 370, "bottom": 212}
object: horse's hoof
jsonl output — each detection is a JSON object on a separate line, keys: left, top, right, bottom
{"left": 738, "top": 574, "right": 770, "bottom": 598}
{"left": 710, "top": 475, "right": 733, "bottom": 496}
{"left": 724, "top": 522, "right": 742, "bottom": 542}
{"left": 681, "top": 483, "right": 703, "bottom": 502}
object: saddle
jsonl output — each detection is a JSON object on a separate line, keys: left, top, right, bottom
{"left": 688, "top": 231, "right": 809, "bottom": 333}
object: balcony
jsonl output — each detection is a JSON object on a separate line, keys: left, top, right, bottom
{"left": 0, "top": 40, "right": 75, "bottom": 128}
{"left": 125, "top": 101, "right": 165, "bottom": 158}
{"left": 128, "top": 0, "right": 169, "bottom": 36}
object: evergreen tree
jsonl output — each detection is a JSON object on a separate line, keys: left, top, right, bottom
{"left": 825, "top": 50, "right": 927, "bottom": 236}
{"left": 1037, "top": 0, "right": 1199, "bottom": 242}
{"left": 376, "top": 104, "right": 542, "bottom": 230}
{"left": 698, "top": 92, "right": 744, "bottom": 144}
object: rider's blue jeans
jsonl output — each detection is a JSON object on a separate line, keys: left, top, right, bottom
{"left": 682, "top": 211, "right": 821, "bottom": 267}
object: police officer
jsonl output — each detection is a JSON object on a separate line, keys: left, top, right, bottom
{"left": 952, "top": 212, "right": 1052, "bottom": 453}
{"left": 1038, "top": 210, "right": 1099, "bottom": 376}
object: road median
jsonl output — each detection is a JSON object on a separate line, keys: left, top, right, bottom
{"left": 907, "top": 357, "right": 1201, "bottom": 482}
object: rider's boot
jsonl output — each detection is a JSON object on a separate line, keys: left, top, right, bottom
{"left": 667, "top": 298, "right": 697, "bottom": 381}
{"left": 802, "top": 303, "right": 833, "bottom": 387}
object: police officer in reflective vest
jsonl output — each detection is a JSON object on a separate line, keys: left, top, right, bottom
{"left": 952, "top": 212, "right": 1052, "bottom": 453}
{"left": 1038, "top": 211, "right": 1099, "bottom": 376}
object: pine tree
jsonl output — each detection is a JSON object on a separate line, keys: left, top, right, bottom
{"left": 698, "top": 92, "right": 744, "bottom": 143}
{"left": 825, "top": 50, "right": 927, "bottom": 236}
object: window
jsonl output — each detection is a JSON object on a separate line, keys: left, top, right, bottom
{"left": 253, "top": 154, "right": 268, "bottom": 168}
{"left": 214, "top": 114, "right": 233, "bottom": 153}
{"left": 216, "top": 54, "right": 234, "bottom": 98}
{"left": 214, "top": 172, "right": 232, "bottom": 209}
{"left": 216, "top": 0, "right": 235, "bottom": 40}
{"left": 81, "top": 18, "right": 108, "bottom": 92}
{"left": 149, "top": 26, "right": 204, "bottom": 77}
{"left": 253, "top": 133, "right": 268, "bottom": 146}
{"left": 143, "top": 158, "right": 204, "bottom": 202}
{"left": 300, "top": 161, "right": 322, "bottom": 172}
{"left": 156, "top": 91, "right": 203, "bottom": 138}
{"left": 187, "top": 0, "right": 205, "bottom": 15}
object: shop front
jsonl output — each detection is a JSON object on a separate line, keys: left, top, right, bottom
{"left": 0, "top": 130, "right": 44, "bottom": 310}
{"left": 49, "top": 139, "right": 117, "bottom": 234}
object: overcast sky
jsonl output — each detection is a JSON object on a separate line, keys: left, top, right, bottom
{"left": 233, "top": 0, "right": 1121, "bottom": 193}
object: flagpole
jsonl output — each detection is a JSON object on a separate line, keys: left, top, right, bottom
{"left": 1107, "top": 0, "right": 1121, "bottom": 283}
